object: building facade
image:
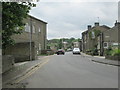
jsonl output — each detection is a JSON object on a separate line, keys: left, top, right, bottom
{"left": 103, "top": 21, "right": 119, "bottom": 52}
{"left": 82, "top": 22, "right": 110, "bottom": 55}
{"left": 5, "top": 15, "right": 47, "bottom": 61}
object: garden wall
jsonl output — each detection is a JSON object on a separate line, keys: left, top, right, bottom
{"left": 105, "top": 55, "right": 120, "bottom": 60}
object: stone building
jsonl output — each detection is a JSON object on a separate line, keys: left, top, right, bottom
{"left": 5, "top": 15, "right": 47, "bottom": 61}
{"left": 103, "top": 21, "right": 120, "bottom": 52}
{"left": 73, "top": 42, "right": 79, "bottom": 48}
{"left": 82, "top": 22, "right": 110, "bottom": 55}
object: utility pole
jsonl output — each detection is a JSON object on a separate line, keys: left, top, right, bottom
{"left": 30, "top": 17, "right": 32, "bottom": 61}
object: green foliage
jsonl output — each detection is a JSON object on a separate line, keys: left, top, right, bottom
{"left": 112, "top": 49, "right": 120, "bottom": 56}
{"left": 105, "top": 48, "right": 120, "bottom": 56}
{"left": 2, "top": 2, "right": 36, "bottom": 50}
{"left": 91, "top": 48, "right": 98, "bottom": 55}
{"left": 47, "top": 38, "right": 80, "bottom": 50}
{"left": 89, "top": 29, "right": 101, "bottom": 40}
{"left": 86, "top": 48, "right": 98, "bottom": 56}
{"left": 58, "top": 39, "right": 63, "bottom": 49}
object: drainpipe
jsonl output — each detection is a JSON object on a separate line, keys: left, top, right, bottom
{"left": 30, "top": 17, "right": 32, "bottom": 61}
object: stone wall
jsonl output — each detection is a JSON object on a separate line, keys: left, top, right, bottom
{"left": 2, "top": 55, "right": 14, "bottom": 74}
{"left": 105, "top": 55, "right": 120, "bottom": 60}
{"left": 0, "top": 55, "right": 2, "bottom": 74}
{"left": 5, "top": 42, "right": 35, "bottom": 63}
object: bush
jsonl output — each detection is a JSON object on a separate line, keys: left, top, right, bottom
{"left": 111, "top": 49, "right": 120, "bottom": 56}
{"left": 86, "top": 48, "right": 98, "bottom": 56}
{"left": 105, "top": 48, "right": 120, "bottom": 56}
{"left": 91, "top": 48, "right": 98, "bottom": 56}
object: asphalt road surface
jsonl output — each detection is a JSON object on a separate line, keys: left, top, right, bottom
{"left": 14, "top": 52, "right": 118, "bottom": 88}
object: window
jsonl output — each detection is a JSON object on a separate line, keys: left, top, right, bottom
{"left": 39, "top": 44, "right": 41, "bottom": 50}
{"left": 32, "top": 25, "right": 35, "bottom": 33}
{"left": 25, "top": 23, "right": 30, "bottom": 32}
{"left": 104, "top": 42, "right": 108, "bottom": 48}
{"left": 37, "top": 50, "right": 39, "bottom": 55}
{"left": 92, "top": 31, "right": 95, "bottom": 39}
{"left": 39, "top": 27, "right": 41, "bottom": 32}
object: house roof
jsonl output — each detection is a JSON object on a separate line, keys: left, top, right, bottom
{"left": 28, "top": 15, "right": 48, "bottom": 24}
{"left": 91, "top": 25, "right": 110, "bottom": 30}
{"left": 101, "top": 25, "right": 111, "bottom": 29}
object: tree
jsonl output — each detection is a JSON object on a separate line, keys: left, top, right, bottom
{"left": 58, "top": 39, "right": 63, "bottom": 49}
{"left": 2, "top": 2, "right": 36, "bottom": 52}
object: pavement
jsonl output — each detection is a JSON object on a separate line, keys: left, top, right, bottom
{"left": 81, "top": 52, "right": 120, "bottom": 67}
{"left": 2, "top": 55, "right": 51, "bottom": 87}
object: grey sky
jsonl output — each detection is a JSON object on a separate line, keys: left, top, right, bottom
{"left": 29, "top": 1, "right": 118, "bottom": 40}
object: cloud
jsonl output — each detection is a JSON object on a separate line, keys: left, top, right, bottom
{"left": 29, "top": 2, "right": 118, "bottom": 39}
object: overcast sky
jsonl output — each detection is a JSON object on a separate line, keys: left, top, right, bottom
{"left": 29, "top": 0, "right": 118, "bottom": 40}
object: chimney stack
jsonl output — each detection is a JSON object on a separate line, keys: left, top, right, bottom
{"left": 88, "top": 25, "right": 92, "bottom": 30}
{"left": 94, "top": 22, "right": 99, "bottom": 27}
{"left": 115, "top": 20, "right": 118, "bottom": 26}
{"left": 115, "top": 20, "right": 120, "bottom": 26}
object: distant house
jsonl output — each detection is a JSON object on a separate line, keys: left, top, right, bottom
{"left": 5, "top": 15, "right": 47, "bottom": 61}
{"left": 63, "top": 42, "right": 68, "bottom": 50}
{"left": 73, "top": 42, "right": 79, "bottom": 48}
{"left": 82, "top": 22, "right": 110, "bottom": 56}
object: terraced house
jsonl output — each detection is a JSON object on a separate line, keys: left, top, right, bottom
{"left": 103, "top": 21, "right": 119, "bottom": 49}
{"left": 82, "top": 21, "right": 119, "bottom": 56}
{"left": 103, "top": 21, "right": 120, "bottom": 60}
{"left": 82, "top": 22, "right": 110, "bottom": 56}
{"left": 5, "top": 15, "right": 47, "bottom": 62}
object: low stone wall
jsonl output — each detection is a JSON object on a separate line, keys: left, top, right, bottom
{"left": 5, "top": 42, "right": 36, "bottom": 62}
{"left": 2, "top": 55, "right": 14, "bottom": 74}
{"left": 41, "top": 50, "right": 54, "bottom": 55}
{"left": 105, "top": 55, "right": 120, "bottom": 60}
{"left": 14, "top": 55, "right": 30, "bottom": 63}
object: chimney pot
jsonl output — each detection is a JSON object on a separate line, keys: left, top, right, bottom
{"left": 88, "top": 25, "right": 91, "bottom": 30}
{"left": 95, "top": 22, "right": 99, "bottom": 26}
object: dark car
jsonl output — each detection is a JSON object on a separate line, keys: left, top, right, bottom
{"left": 56, "top": 49, "right": 65, "bottom": 55}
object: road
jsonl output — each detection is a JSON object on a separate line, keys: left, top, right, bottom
{"left": 12, "top": 52, "right": 118, "bottom": 88}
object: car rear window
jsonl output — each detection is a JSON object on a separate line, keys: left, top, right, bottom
{"left": 74, "top": 48, "right": 79, "bottom": 50}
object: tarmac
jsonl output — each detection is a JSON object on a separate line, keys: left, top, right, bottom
{"left": 2, "top": 53, "right": 120, "bottom": 88}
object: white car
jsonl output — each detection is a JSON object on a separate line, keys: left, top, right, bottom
{"left": 73, "top": 48, "right": 81, "bottom": 54}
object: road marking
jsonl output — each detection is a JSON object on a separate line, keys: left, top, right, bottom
{"left": 12, "top": 58, "right": 50, "bottom": 84}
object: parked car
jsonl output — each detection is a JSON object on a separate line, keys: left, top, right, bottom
{"left": 73, "top": 48, "right": 81, "bottom": 54}
{"left": 56, "top": 49, "right": 65, "bottom": 55}
{"left": 67, "top": 48, "right": 72, "bottom": 52}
